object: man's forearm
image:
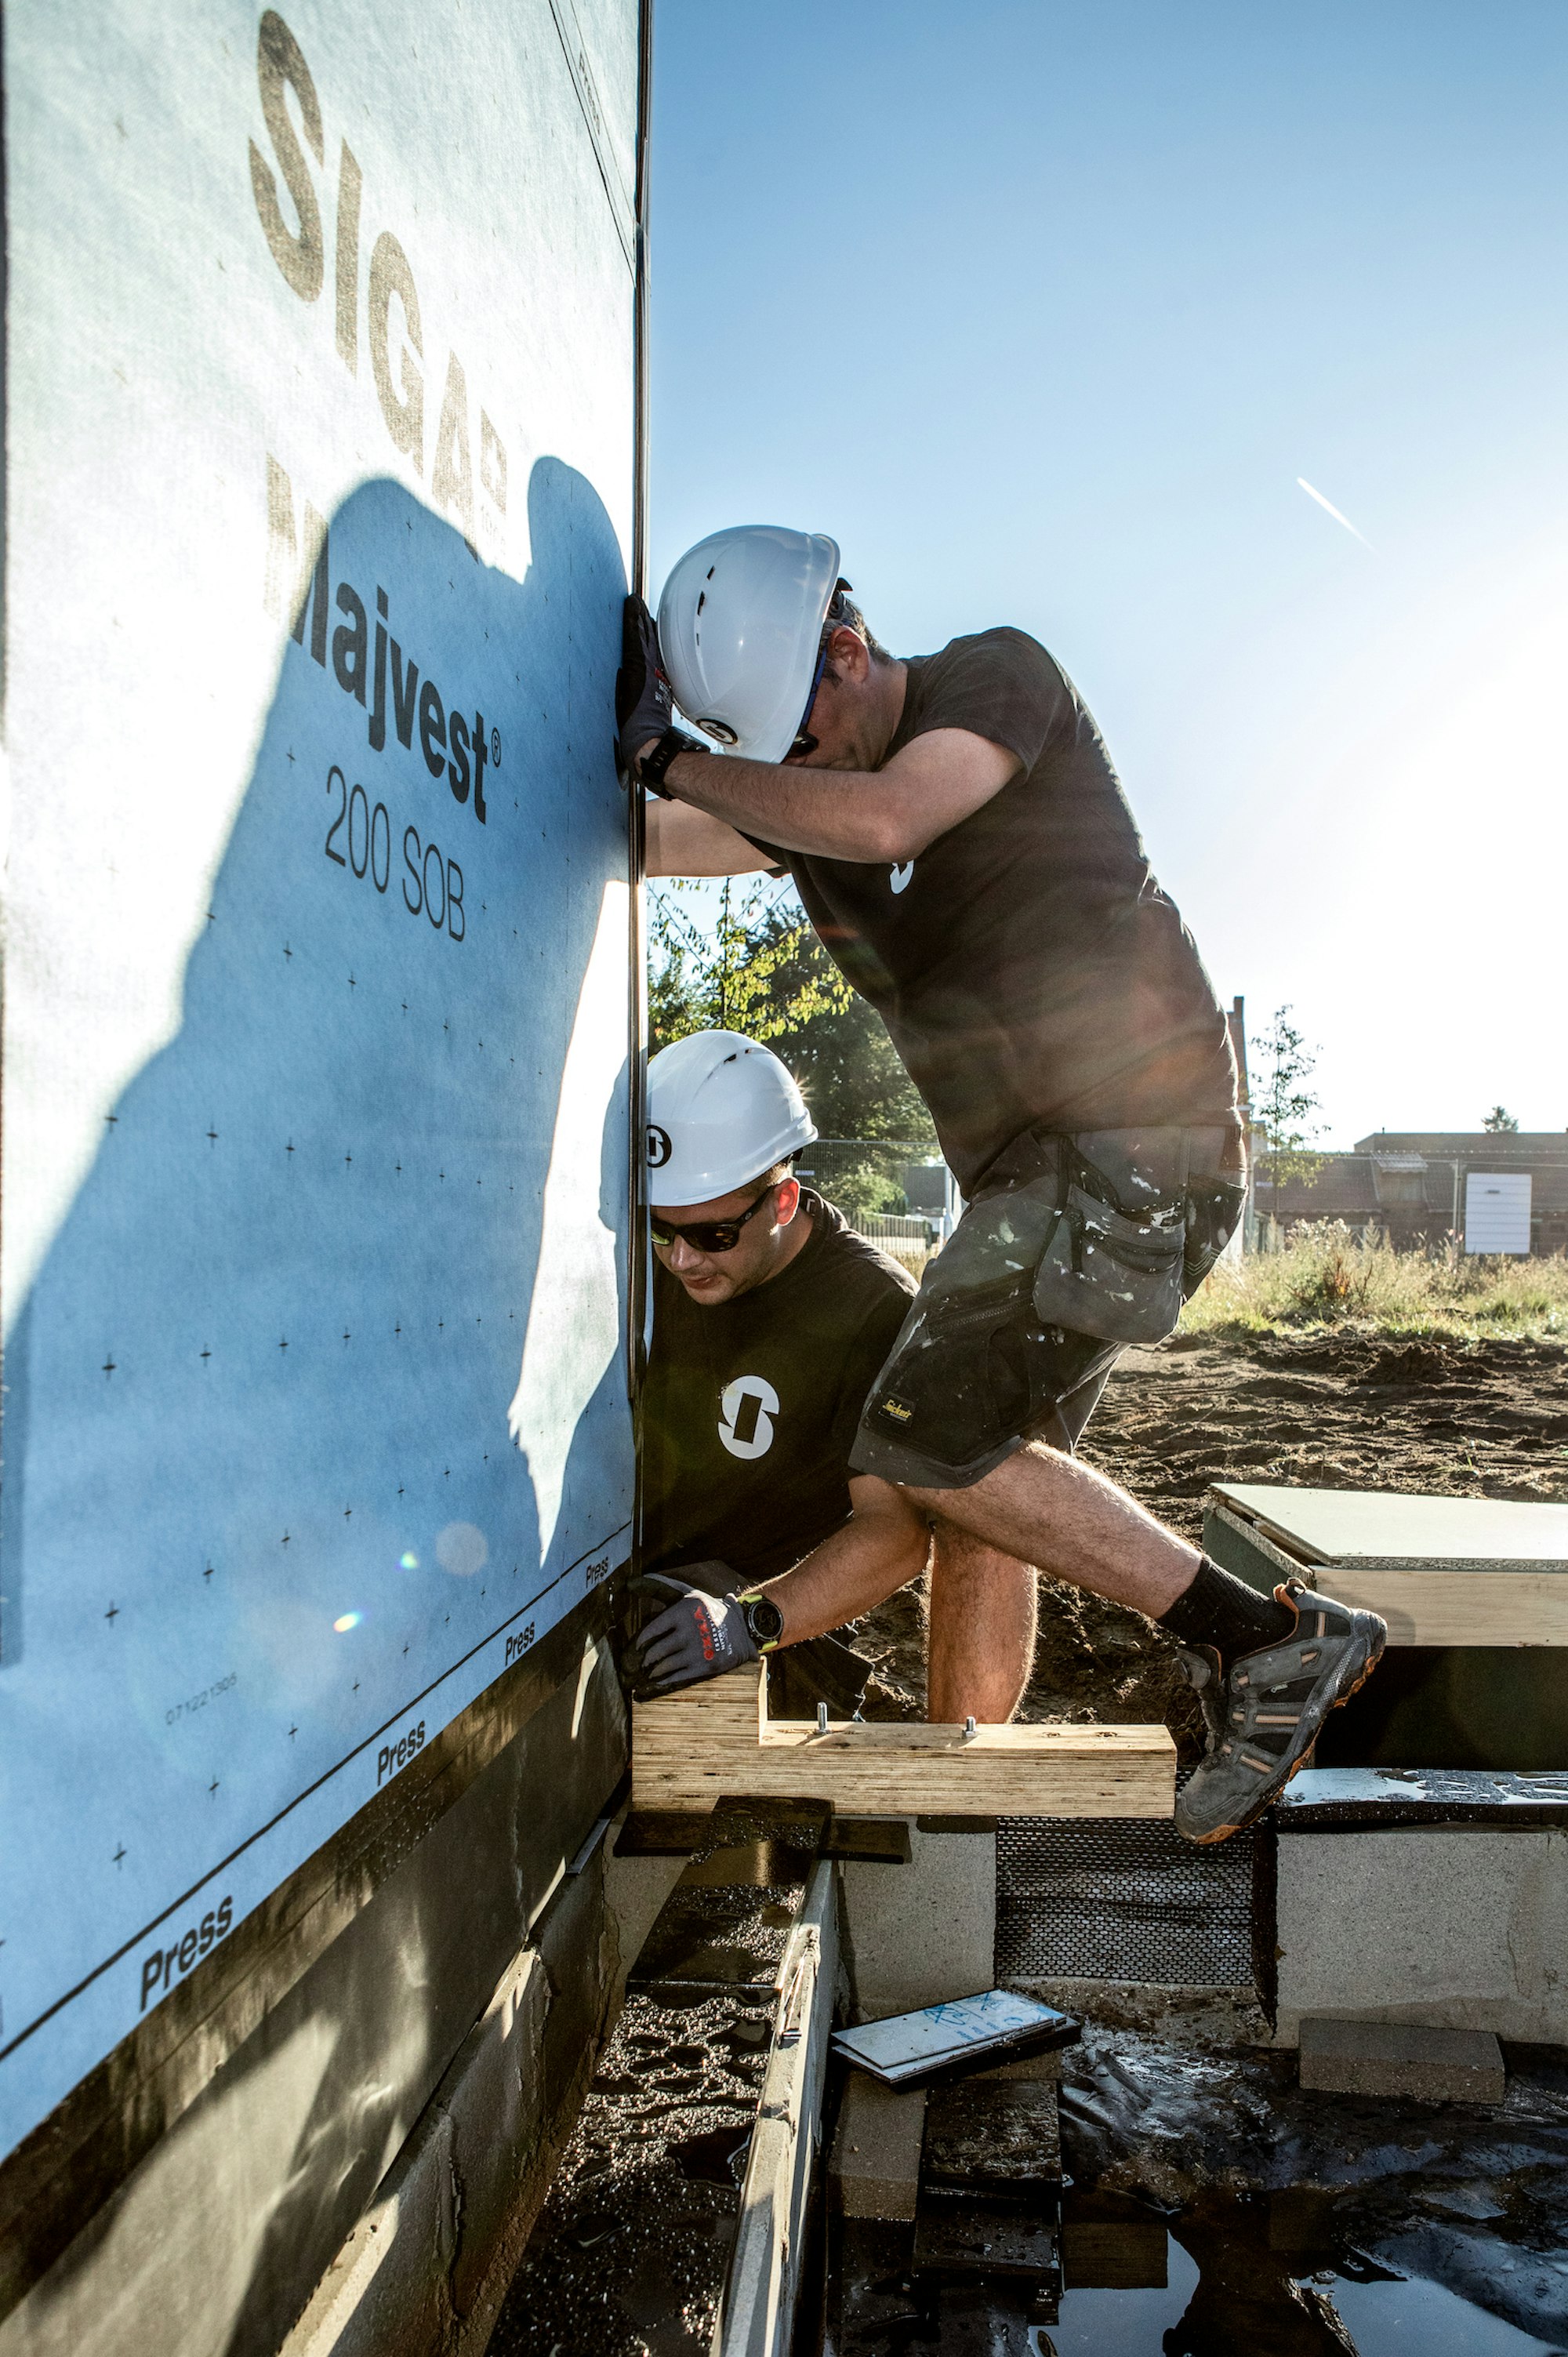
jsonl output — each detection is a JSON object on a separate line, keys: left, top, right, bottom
{"left": 755, "top": 1504, "right": 931, "bottom": 1646}
{"left": 661, "top": 748, "right": 909, "bottom": 864}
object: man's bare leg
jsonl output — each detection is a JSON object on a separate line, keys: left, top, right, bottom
{"left": 903, "top": 1439, "right": 1200, "bottom": 1621}
{"left": 924, "top": 1519, "right": 1036, "bottom": 1723}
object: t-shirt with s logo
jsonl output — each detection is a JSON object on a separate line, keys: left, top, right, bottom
{"left": 717, "top": 1373, "right": 779, "bottom": 1459}
{"left": 641, "top": 1193, "right": 915, "bottom": 1582}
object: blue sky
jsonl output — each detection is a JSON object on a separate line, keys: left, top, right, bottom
{"left": 645, "top": 2, "right": 1567, "bottom": 1147}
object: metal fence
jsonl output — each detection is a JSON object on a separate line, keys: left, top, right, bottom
{"left": 792, "top": 1136, "right": 939, "bottom": 1199}
{"left": 792, "top": 1138, "right": 953, "bottom": 1269}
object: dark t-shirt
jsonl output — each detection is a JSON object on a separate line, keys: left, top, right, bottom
{"left": 641, "top": 1192, "right": 916, "bottom": 1583}
{"left": 753, "top": 630, "right": 1238, "bottom": 1192}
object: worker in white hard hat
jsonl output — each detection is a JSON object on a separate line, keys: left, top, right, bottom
{"left": 614, "top": 535, "right": 1385, "bottom": 1843}
{"left": 626, "top": 1027, "right": 1033, "bottom": 1723}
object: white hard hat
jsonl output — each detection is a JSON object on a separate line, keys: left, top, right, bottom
{"left": 657, "top": 526, "right": 843, "bottom": 764}
{"left": 646, "top": 1030, "right": 817, "bottom": 1206}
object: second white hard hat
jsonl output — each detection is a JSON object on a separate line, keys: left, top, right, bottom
{"left": 646, "top": 1030, "right": 817, "bottom": 1206}
{"left": 657, "top": 525, "right": 842, "bottom": 764}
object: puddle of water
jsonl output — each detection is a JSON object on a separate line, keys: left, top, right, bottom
{"left": 1049, "top": 2237, "right": 1566, "bottom": 2356}
{"left": 1049, "top": 2238, "right": 1197, "bottom": 2353}
{"left": 1331, "top": 2274, "right": 1566, "bottom": 2355}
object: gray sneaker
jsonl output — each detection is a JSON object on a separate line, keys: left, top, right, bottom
{"left": 1174, "top": 1579, "right": 1387, "bottom": 1845}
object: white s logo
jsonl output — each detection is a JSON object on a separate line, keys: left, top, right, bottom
{"left": 718, "top": 1374, "right": 780, "bottom": 1460}
{"left": 890, "top": 860, "right": 915, "bottom": 894}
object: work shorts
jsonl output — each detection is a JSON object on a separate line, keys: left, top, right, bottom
{"left": 849, "top": 1124, "right": 1245, "bottom": 1491}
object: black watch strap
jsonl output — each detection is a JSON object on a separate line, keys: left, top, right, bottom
{"left": 639, "top": 726, "right": 707, "bottom": 798}
{"left": 736, "top": 1589, "right": 785, "bottom": 1651}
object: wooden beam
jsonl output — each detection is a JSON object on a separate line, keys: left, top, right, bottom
{"left": 632, "top": 1664, "right": 1175, "bottom": 1818}
{"left": 1294, "top": 1566, "right": 1568, "bottom": 1648}
{"left": 1206, "top": 1494, "right": 1568, "bottom": 1645}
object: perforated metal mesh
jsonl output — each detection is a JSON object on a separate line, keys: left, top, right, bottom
{"left": 995, "top": 1792, "right": 1258, "bottom": 1988}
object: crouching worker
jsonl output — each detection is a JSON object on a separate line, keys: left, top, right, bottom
{"left": 628, "top": 1028, "right": 1034, "bottom": 1721}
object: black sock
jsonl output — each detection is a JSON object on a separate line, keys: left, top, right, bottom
{"left": 1157, "top": 1555, "right": 1296, "bottom": 1666}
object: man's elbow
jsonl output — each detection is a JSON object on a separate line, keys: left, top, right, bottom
{"left": 861, "top": 808, "right": 932, "bottom": 864}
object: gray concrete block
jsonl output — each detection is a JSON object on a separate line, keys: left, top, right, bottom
{"left": 838, "top": 1825, "right": 996, "bottom": 2021}
{"left": 1276, "top": 1826, "right": 1568, "bottom": 2046}
{"left": 602, "top": 1841, "right": 688, "bottom": 1992}
{"left": 1298, "top": 2017, "right": 1506, "bottom": 2105}
{"left": 829, "top": 2076, "right": 927, "bottom": 2221}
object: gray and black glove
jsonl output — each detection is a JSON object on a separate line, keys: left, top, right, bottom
{"left": 625, "top": 1567, "right": 777, "bottom": 1699}
{"left": 615, "top": 594, "right": 674, "bottom": 784}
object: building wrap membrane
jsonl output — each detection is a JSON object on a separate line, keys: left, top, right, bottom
{"left": 0, "top": 2, "right": 643, "bottom": 2344}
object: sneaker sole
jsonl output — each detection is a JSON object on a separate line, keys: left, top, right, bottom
{"left": 1179, "top": 1617, "right": 1388, "bottom": 1847}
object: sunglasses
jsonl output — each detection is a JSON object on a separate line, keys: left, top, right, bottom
{"left": 785, "top": 642, "right": 832, "bottom": 762}
{"left": 650, "top": 1186, "right": 776, "bottom": 1255}
{"left": 786, "top": 584, "right": 858, "bottom": 760}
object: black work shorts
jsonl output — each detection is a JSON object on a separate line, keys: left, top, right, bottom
{"left": 849, "top": 1124, "right": 1243, "bottom": 1491}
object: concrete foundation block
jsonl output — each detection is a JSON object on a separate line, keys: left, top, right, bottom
{"left": 1276, "top": 1826, "right": 1568, "bottom": 2046}
{"left": 602, "top": 1843, "right": 688, "bottom": 1992}
{"left": 838, "top": 1825, "right": 996, "bottom": 2021}
{"left": 1299, "top": 2017, "right": 1506, "bottom": 2105}
{"left": 829, "top": 2077, "right": 927, "bottom": 2221}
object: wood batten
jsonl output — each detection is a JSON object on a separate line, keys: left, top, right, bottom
{"left": 631, "top": 1662, "right": 1175, "bottom": 1818}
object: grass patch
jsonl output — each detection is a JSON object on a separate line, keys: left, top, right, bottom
{"left": 1182, "top": 1222, "right": 1568, "bottom": 1342}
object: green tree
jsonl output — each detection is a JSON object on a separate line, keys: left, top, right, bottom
{"left": 1483, "top": 1105, "right": 1519, "bottom": 1133}
{"left": 1254, "top": 1004, "right": 1323, "bottom": 1220}
{"left": 647, "top": 887, "right": 935, "bottom": 1146}
{"left": 647, "top": 880, "right": 850, "bottom": 1050}
{"left": 740, "top": 907, "right": 935, "bottom": 1142}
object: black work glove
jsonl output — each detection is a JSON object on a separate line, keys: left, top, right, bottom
{"left": 615, "top": 594, "right": 673, "bottom": 783}
{"left": 625, "top": 1567, "right": 759, "bottom": 1699}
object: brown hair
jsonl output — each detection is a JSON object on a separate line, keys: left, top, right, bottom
{"left": 822, "top": 582, "right": 892, "bottom": 671}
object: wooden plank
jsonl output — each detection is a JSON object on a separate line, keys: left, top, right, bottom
{"left": 1207, "top": 1497, "right": 1568, "bottom": 1645}
{"left": 712, "top": 1860, "right": 837, "bottom": 2357}
{"left": 632, "top": 1669, "right": 1175, "bottom": 1818}
{"left": 1299, "top": 1566, "right": 1568, "bottom": 1647}
{"left": 633, "top": 1660, "right": 767, "bottom": 1739}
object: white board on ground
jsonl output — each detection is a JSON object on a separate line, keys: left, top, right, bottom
{"left": 0, "top": 0, "right": 637, "bottom": 2155}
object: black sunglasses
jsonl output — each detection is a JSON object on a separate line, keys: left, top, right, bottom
{"left": 786, "top": 580, "right": 860, "bottom": 760}
{"left": 650, "top": 1186, "right": 776, "bottom": 1255}
{"left": 785, "top": 642, "right": 832, "bottom": 762}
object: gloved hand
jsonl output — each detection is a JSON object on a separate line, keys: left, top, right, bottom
{"left": 615, "top": 594, "right": 673, "bottom": 783}
{"left": 625, "top": 1567, "right": 758, "bottom": 1699}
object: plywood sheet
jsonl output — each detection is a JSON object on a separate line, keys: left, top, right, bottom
{"left": 1213, "top": 1485, "right": 1568, "bottom": 1571}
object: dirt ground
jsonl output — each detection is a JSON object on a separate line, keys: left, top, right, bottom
{"left": 855, "top": 1328, "right": 1568, "bottom": 1755}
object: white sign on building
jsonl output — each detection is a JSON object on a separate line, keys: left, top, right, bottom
{"left": 1464, "top": 1172, "right": 1533, "bottom": 1255}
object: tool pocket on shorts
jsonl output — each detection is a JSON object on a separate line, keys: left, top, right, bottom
{"left": 1031, "top": 1173, "right": 1187, "bottom": 1346}
{"left": 866, "top": 1267, "right": 1040, "bottom": 1467}
{"left": 1183, "top": 1175, "right": 1247, "bottom": 1293}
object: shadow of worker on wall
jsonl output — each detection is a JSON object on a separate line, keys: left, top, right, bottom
{"left": 5, "top": 458, "right": 633, "bottom": 2353}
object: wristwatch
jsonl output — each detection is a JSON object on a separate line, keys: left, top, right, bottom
{"left": 735, "top": 1589, "right": 785, "bottom": 1651}
{"left": 639, "top": 726, "right": 708, "bottom": 797}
